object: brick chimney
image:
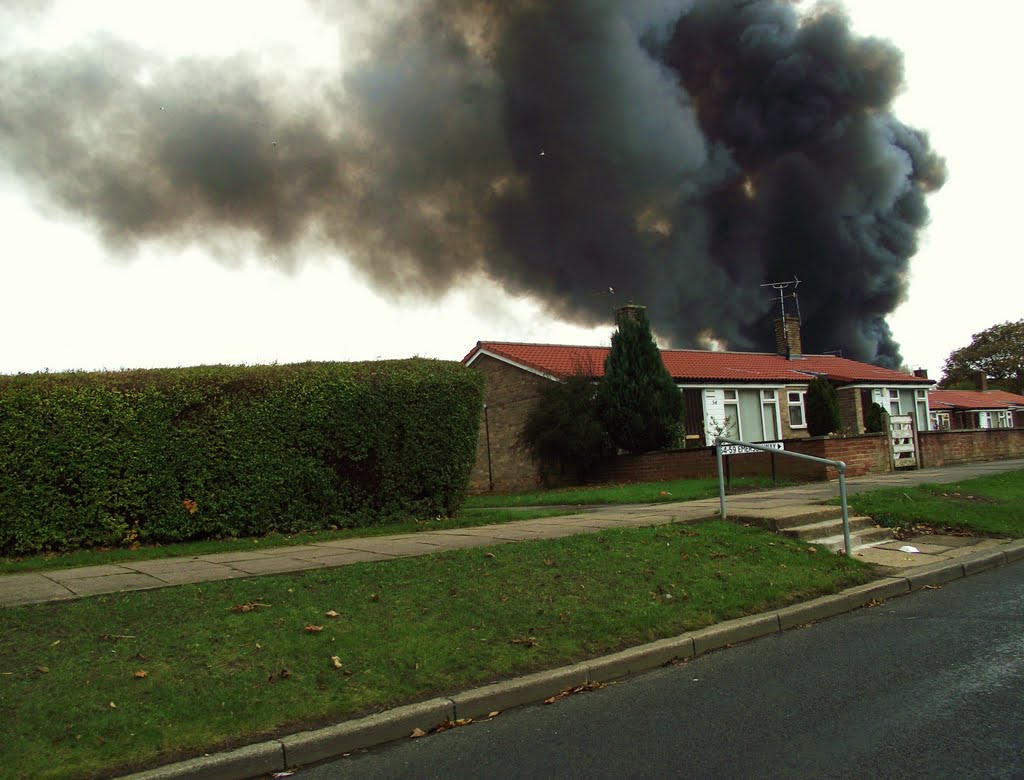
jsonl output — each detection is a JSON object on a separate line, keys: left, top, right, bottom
{"left": 774, "top": 315, "right": 802, "bottom": 359}
{"left": 974, "top": 371, "right": 989, "bottom": 392}
{"left": 913, "top": 368, "right": 929, "bottom": 380}
{"left": 615, "top": 303, "right": 646, "bottom": 326}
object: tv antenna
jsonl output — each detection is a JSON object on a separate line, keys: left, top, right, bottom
{"left": 761, "top": 276, "right": 802, "bottom": 324}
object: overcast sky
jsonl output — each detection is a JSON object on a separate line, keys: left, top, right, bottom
{"left": 1, "top": 1, "right": 1019, "bottom": 380}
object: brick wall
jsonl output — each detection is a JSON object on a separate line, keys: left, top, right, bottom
{"left": 587, "top": 434, "right": 891, "bottom": 485}
{"left": 918, "top": 427, "right": 1024, "bottom": 467}
{"left": 468, "top": 355, "right": 557, "bottom": 493}
{"left": 837, "top": 387, "right": 865, "bottom": 434}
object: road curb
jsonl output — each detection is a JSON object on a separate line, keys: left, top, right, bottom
{"left": 280, "top": 697, "right": 456, "bottom": 768}
{"left": 121, "top": 552, "right": 1021, "bottom": 779}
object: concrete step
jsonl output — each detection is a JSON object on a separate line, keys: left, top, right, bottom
{"left": 813, "top": 526, "right": 895, "bottom": 554}
{"left": 780, "top": 515, "right": 878, "bottom": 541}
{"left": 730, "top": 505, "right": 846, "bottom": 531}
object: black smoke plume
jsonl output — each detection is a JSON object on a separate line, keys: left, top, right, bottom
{"left": 0, "top": 0, "right": 945, "bottom": 366}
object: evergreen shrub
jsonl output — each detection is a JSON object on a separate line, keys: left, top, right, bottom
{"left": 0, "top": 360, "right": 483, "bottom": 554}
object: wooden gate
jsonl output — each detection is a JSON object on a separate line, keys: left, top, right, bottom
{"left": 888, "top": 414, "right": 918, "bottom": 469}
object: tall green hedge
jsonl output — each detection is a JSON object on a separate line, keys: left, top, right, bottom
{"left": 0, "top": 360, "right": 483, "bottom": 554}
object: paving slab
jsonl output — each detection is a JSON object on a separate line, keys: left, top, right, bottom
{"left": 147, "top": 564, "right": 250, "bottom": 586}
{"left": 45, "top": 564, "right": 133, "bottom": 581}
{"left": 0, "top": 573, "right": 75, "bottom": 606}
{"left": 852, "top": 547, "right": 950, "bottom": 568}
{"left": 908, "top": 534, "right": 986, "bottom": 548}
{"left": 199, "top": 551, "right": 274, "bottom": 563}
{"left": 302, "top": 551, "right": 394, "bottom": 566}
{"left": 331, "top": 538, "right": 450, "bottom": 557}
{"left": 224, "top": 557, "right": 325, "bottom": 575}
{"left": 875, "top": 541, "right": 956, "bottom": 555}
{"left": 58, "top": 572, "right": 164, "bottom": 596}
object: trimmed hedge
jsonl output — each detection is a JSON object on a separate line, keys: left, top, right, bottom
{"left": 0, "top": 360, "right": 483, "bottom": 554}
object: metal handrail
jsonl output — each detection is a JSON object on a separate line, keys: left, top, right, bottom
{"left": 714, "top": 436, "right": 853, "bottom": 558}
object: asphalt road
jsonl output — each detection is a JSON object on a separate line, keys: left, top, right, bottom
{"left": 294, "top": 562, "right": 1024, "bottom": 779}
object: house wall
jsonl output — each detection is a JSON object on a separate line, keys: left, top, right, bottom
{"left": 918, "top": 427, "right": 1024, "bottom": 467}
{"left": 587, "top": 434, "right": 890, "bottom": 485}
{"left": 838, "top": 387, "right": 866, "bottom": 434}
{"left": 780, "top": 386, "right": 810, "bottom": 439}
{"left": 467, "top": 355, "right": 554, "bottom": 493}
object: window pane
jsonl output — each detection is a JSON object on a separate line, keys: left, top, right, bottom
{"left": 789, "top": 405, "right": 804, "bottom": 427}
{"left": 763, "top": 403, "right": 779, "bottom": 439}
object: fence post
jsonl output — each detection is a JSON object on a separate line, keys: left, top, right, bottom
{"left": 716, "top": 438, "right": 726, "bottom": 519}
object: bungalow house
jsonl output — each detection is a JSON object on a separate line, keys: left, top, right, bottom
{"left": 462, "top": 309, "right": 934, "bottom": 492}
{"left": 927, "top": 389, "right": 1024, "bottom": 430}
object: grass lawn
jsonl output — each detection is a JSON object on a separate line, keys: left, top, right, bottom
{"left": 0, "top": 520, "right": 870, "bottom": 779}
{"left": 846, "top": 469, "right": 1024, "bottom": 537}
{"left": 464, "top": 476, "right": 777, "bottom": 508}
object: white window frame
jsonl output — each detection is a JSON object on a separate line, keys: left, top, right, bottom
{"left": 761, "top": 389, "right": 781, "bottom": 440}
{"left": 929, "top": 411, "right": 950, "bottom": 431}
{"left": 978, "top": 411, "right": 992, "bottom": 429}
{"left": 787, "top": 390, "right": 807, "bottom": 429}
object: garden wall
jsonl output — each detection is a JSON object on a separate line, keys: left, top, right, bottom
{"left": 918, "top": 427, "right": 1024, "bottom": 468}
{"left": 587, "top": 434, "right": 891, "bottom": 485}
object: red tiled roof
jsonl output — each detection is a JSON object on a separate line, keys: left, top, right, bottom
{"left": 463, "top": 341, "right": 932, "bottom": 385}
{"left": 928, "top": 389, "right": 1024, "bottom": 410}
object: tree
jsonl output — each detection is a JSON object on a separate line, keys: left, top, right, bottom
{"left": 805, "top": 376, "right": 841, "bottom": 436}
{"left": 940, "top": 319, "right": 1024, "bottom": 394}
{"left": 519, "top": 374, "right": 613, "bottom": 483}
{"left": 864, "top": 402, "right": 887, "bottom": 434}
{"left": 596, "top": 306, "right": 683, "bottom": 454}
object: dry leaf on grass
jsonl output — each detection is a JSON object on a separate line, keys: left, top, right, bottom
{"left": 330, "top": 656, "right": 343, "bottom": 669}
{"left": 231, "top": 602, "right": 270, "bottom": 613}
{"left": 109, "top": 701, "right": 117, "bottom": 709}
{"left": 510, "top": 636, "right": 538, "bottom": 648}
{"left": 324, "top": 610, "right": 340, "bottom": 618}
{"left": 305, "top": 625, "right": 324, "bottom": 633}
{"left": 483, "top": 552, "right": 496, "bottom": 559}
{"left": 133, "top": 670, "right": 148, "bottom": 679}
{"left": 36, "top": 666, "right": 49, "bottom": 674}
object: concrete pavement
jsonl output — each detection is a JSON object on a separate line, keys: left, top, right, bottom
{"left": 3, "top": 457, "right": 1023, "bottom": 608}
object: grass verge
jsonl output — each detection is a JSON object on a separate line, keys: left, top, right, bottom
{"left": 464, "top": 476, "right": 778, "bottom": 508}
{"left": 846, "top": 469, "right": 1024, "bottom": 537}
{"left": 1, "top": 520, "right": 870, "bottom": 779}
{"left": 0, "top": 508, "right": 576, "bottom": 576}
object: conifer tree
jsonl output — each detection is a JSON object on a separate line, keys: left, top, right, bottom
{"left": 596, "top": 306, "right": 683, "bottom": 453}
{"left": 805, "top": 376, "right": 841, "bottom": 436}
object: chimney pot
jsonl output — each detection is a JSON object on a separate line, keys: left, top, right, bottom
{"left": 974, "top": 371, "right": 989, "bottom": 392}
{"left": 913, "top": 368, "right": 929, "bottom": 379}
{"left": 774, "top": 315, "right": 802, "bottom": 359}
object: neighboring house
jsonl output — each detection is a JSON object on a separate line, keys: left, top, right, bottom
{"left": 462, "top": 311, "right": 933, "bottom": 492}
{"left": 927, "top": 389, "right": 1024, "bottom": 430}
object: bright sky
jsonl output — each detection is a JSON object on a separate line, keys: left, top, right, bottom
{"left": 1, "top": 1, "right": 1020, "bottom": 379}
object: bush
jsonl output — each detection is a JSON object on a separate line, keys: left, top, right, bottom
{"left": 519, "top": 374, "right": 613, "bottom": 484}
{"left": 0, "top": 360, "right": 483, "bottom": 554}
{"left": 805, "top": 376, "right": 841, "bottom": 436}
{"left": 596, "top": 307, "right": 683, "bottom": 454}
{"left": 864, "top": 402, "right": 887, "bottom": 434}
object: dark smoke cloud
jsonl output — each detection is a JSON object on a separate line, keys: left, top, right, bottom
{"left": 0, "top": 0, "right": 944, "bottom": 367}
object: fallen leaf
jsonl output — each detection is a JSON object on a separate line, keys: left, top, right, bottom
{"left": 543, "top": 559, "right": 557, "bottom": 567}
{"left": 36, "top": 665, "right": 49, "bottom": 674}
{"left": 52, "top": 640, "right": 61, "bottom": 646}
{"left": 324, "top": 610, "right": 340, "bottom": 619}
{"left": 109, "top": 701, "right": 117, "bottom": 709}
{"left": 370, "top": 593, "right": 380, "bottom": 602}
{"left": 487, "top": 711, "right": 500, "bottom": 718}
{"left": 922, "top": 584, "right": 943, "bottom": 590}
{"left": 510, "top": 636, "right": 538, "bottom": 648}
{"left": 330, "top": 656, "right": 343, "bottom": 669}
{"left": 483, "top": 552, "right": 496, "bottom": 559}
{"left": 133, "top": 670, "right": 148, "bottom": 679}
{"left": 305, "top": 625, "right": 324, "bottom": 633}
{"left": 410, "top": 728, "right": 426, "bottom": 738}
{"left": 231, "top": 602, "right": 270, "bottom": 613}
